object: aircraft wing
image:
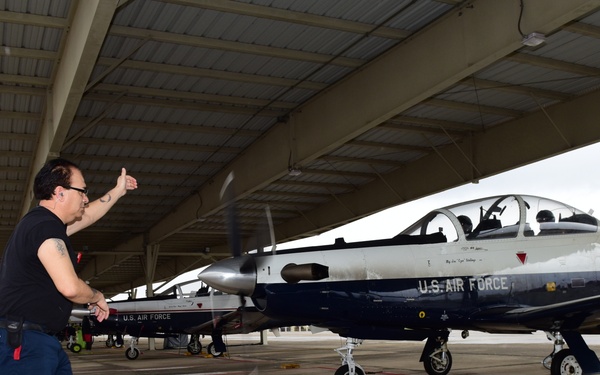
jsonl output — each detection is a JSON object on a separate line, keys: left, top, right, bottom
{"left": 471, "top": 295, "right": 600, "bottom": 332}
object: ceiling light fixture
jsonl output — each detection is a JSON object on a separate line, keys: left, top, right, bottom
{"left": 521, "top": 32, "right": 546, "bottom": 47}
{"left": 288, "top": 166, "right": 302, "bottom": 177}
{"left": 517, "top": 1, "right": 546, "bottom": 47}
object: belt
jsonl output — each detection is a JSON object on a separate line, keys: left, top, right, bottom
{"left": 0, "top": 319, "right": 54, "bottom": 335}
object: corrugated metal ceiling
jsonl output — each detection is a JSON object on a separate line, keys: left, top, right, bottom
{"left": 1, "top": 0, "right": 600, "bottom": 296}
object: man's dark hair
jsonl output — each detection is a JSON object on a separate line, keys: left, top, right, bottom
{"left": 33, "top": 158, "right": 81, "bottom": 200}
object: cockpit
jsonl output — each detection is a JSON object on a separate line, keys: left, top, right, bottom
{"left": 399, "top": 195, "right": 598, "bottom": 242}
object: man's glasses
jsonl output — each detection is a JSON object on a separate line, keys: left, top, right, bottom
{"left": 65, "top": 186, "right": 89, "bottom": 195}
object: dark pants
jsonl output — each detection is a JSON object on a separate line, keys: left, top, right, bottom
{"left": 0, "top": 328, "right": 72, "bottom": 374}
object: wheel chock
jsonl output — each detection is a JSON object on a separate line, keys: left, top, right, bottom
{"left": 280, "top": 363, "right": 300, "bottom": 369}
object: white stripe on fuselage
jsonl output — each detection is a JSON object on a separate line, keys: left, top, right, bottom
{"left": 109, "top": 293, "right": 246, "bottom": 313}
{"left": 255, "top": 233, "right": 600, "bottom": 284}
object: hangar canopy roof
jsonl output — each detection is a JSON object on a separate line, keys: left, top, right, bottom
{"left": 2, "top": 0, "right": 600, "bottom": 296}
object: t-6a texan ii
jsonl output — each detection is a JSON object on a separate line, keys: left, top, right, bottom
{"left": 199, "top": 194, "right": 600, "bottom": 375}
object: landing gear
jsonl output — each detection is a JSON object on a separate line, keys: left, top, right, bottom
{"left": 421, "top": 332, "right": 452, "bottom": 375}
{"left": 547, "top": 331, "right": 600, "bottom": 375}
{"left": 543, "top": 331, "right": 565, "bottom": 370}
{"left": 207, "top": 342, "right": 224, "bottom": 357}
{"left": 334, "top": 338, "right": 365, "bottom": 375}
{"left": 551, "top": 349, "right": 582, "bottom": 375}
{"left": 125, "top": 337, "right": 140, "bottom": 360}
{"left": 334, "top": 364, "right": 365, "bottom": 375}
{"left": 187, "top": 334, "right": 202, "bottom": 355}
{"left": 209, "top": 329, "right": 227, "bottom": 357}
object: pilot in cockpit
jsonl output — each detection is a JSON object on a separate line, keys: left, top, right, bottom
{"left": 458, "top": 215, "right": 473, "bottom": 234}
{"left": 536, "top": 210, "right": 555, "bottom": 223}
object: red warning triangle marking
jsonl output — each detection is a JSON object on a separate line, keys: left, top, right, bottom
{"left": 516, "top": 252, "right": 527, "bottom": 264}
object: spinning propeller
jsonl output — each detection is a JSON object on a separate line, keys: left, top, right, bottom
{"left": 215, "top": 172, "right": 267, "bottom": 372}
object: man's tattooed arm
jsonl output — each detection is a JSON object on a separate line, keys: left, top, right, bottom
{"left": 99, "top": 193, "right": 112, "bottom": 203}
{"left": 90, "top": 288, "right": 100, "bottom": 304}
{"left": 52, "top": 238, "right": 67, "bottom": 256}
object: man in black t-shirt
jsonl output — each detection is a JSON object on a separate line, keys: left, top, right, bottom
{"left": 0, "top": 158, "right": 138, "bottom": 374}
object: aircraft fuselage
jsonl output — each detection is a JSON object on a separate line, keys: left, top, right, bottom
{"left": 201, "top": 195, "right": 600, "bottom": 337}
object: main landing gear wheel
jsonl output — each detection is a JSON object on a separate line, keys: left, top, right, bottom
{"left": 187, "top": 334, "right": 202, "bottom": 355}
{"left": 551, "top": 349, "right": 582, "bottom": 375}
{"left": 334, "top": 364, "right": 365, "bottom": 375}
{"left": 423, "top": 346, "right": 452, "bottom": 375}
{"left": 207, "top": 342, "right": 224, "bottom": 357}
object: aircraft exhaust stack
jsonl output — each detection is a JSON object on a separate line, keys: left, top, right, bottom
{"left": 281, "top": 263, "right": 329, "bottom": 284}
{"left": 198, "top": 255, "right": 256, "bottom": 296}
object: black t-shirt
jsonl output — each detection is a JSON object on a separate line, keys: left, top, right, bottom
{"left": 0, "top": 206, "right": 76, "bottom": 332}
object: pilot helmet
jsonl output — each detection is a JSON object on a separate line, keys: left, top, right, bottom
{"left": 536, "top": 209, "right": 555, "bottom": 223}
{"left": 457, "top": 215, "right": 472, "bottom": 233}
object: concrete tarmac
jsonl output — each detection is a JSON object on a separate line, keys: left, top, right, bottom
{"left": 68, "top": 331, "right": 600, "bottom": 375}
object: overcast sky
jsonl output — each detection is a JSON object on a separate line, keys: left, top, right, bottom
{"left": 119, "top": 142, "right": 600, "bottom": 298}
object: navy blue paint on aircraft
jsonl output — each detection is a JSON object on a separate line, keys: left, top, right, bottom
{"left": 199, "top": 194, "right": 600, "bottom": 375}
{"left": 78, "top": 284, "right": 291, "bottom": 360}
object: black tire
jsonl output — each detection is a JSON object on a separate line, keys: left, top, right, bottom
{"left": 187, "top": 340, "right": 202, "bottom": 355}
{"left": 423, "top": 348, "right": 452, "bottom": 375}
{"left": 334, "top": 364, "right": 365, "bottom": 375}
{"left": 207, "top": 342, "right": 224, "bottom": 357}
{"left": 551, "top": 349, "right": 582, "bottom": 375}
{"left": 125, "top": 347, "right": 140, "bottom": 360}
{"left": 71, "top": 344, "right": 82, "bottom": 353}
{"left": 106, "top": 336, "right": 114, "bottom": 348}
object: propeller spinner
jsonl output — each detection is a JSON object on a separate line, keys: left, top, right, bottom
{"left": 198, "top": 255, "right": 256, "bottom": 296}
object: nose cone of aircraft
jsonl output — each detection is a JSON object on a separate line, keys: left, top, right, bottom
{"left": 198, "top": 255, "right": 256, "bottom": 296}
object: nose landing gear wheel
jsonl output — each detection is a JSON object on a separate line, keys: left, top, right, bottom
{"left": 551, "top": 349, "right": 582, "bottom": 375}
{"left": 125, "top": 347, "right": 140, "bottom": 360}
{"left": 423, "top": 348, "right": 452, "bottom": 375}
{"left": 334, "top": 364, "right": 365, "bottom": 375}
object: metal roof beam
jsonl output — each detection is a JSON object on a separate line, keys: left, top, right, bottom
{"left": 0, "top": 10, "right": 68, "bottom": 28}
{"left": 424, "top": 98, "right": 523, "bottom": 118}
{"left": 163, "top": 0, "right": 411, "bottom": 40}
{"left": 389, "top": 116, "right": 482, "bottom": 132}
{"left": 73, "top": 137, "right": 241, "bottom": 153}
{"left": 95, "top": 57, "right": 328, "bottom": 91}
{"left": 459, "top": 77, "right": 572, "bottom": 102}
{"left": 73, "top": 117, "right": 262, "bottom": 137}
{"left": 109, "top": 25, "right": 365, "bottom": 68}
{"left": 20, "top": 0, "right": 120, "bottom": 218}
{"left": 83, "top": 92, "right": 286, "bottom": 116}
{"left": 507, "top": 52, "right": 600, "bottom": 76}
{"left": 563, "top": 21, "right": 600, "bottom": 38}
{"left": 93, "top": 83, "right": 297, "bottom": 110}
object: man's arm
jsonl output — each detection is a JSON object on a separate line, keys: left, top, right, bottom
{"left": 67, "top": 167, "right": 138, "bottom": 236}
{"left": 38, "top": 238, "right": 109, "bottom": 321}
